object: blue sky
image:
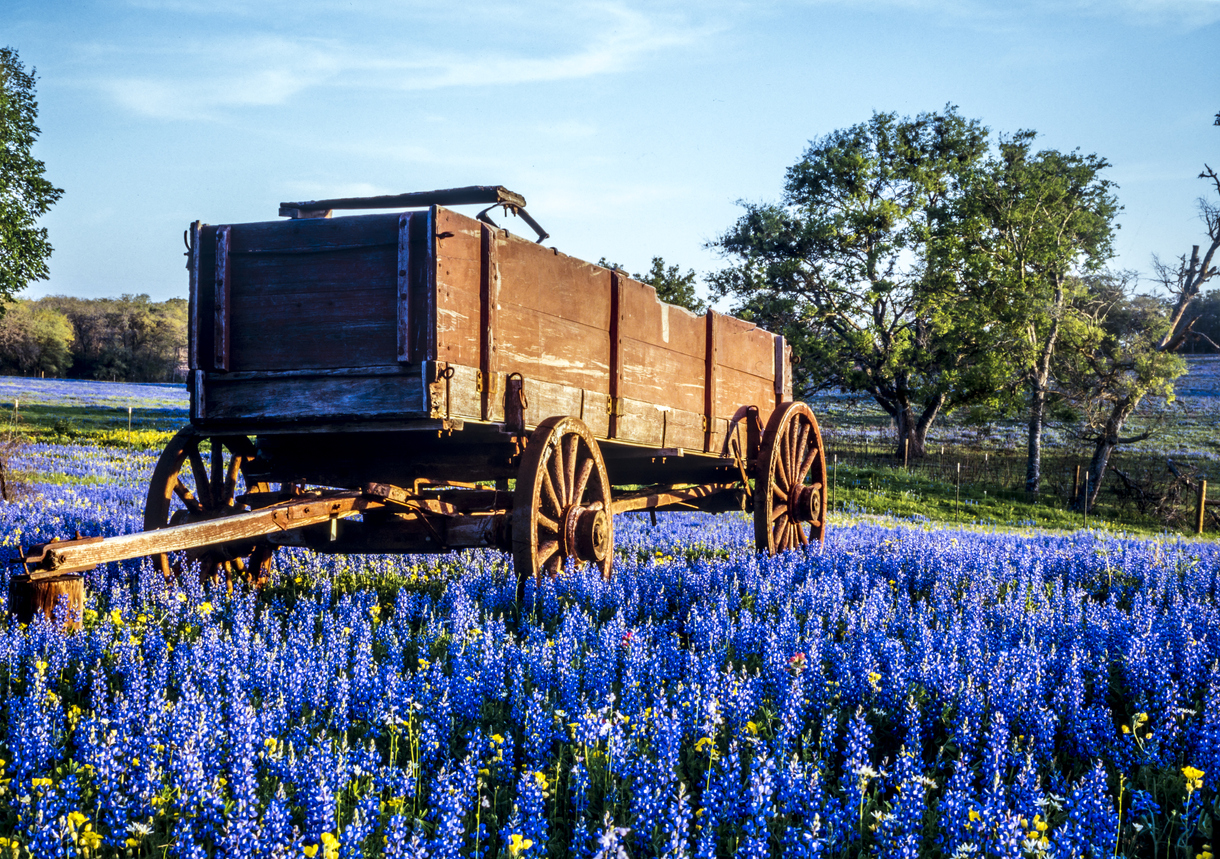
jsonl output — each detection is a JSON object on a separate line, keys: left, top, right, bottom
{"left": 6, "top": 0, "right": 1219, "bottom": 304}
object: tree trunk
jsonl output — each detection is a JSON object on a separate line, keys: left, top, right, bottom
{"left": 1026, "top": 383, "right": 1045, "bottom": 495}
{"left": 1077, "top": 396, "right": 1138, "bottom": 512}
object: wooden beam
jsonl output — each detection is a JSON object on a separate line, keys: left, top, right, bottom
{"left": 611, "top": 482, "right": 738, "bottom": 514}
{"left": 22, "top": 492, "right": 387, "bottom": 577}
{"left": 280, "top": 185, "right": 527, "bottom": 215}
{"left": 188, "top": 220, "right": 202, "bottom": 371}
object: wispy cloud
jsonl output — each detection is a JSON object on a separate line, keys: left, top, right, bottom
{"left": 93, "top": 2, "right": 713, "bottom": 120}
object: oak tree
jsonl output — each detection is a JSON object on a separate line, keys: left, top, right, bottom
{"left": 710, "top": 107, "right": 999, "bottom": 458}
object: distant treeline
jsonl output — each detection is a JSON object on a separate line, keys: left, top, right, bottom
{"left": 0, "top": 295, "right": 187, "bottom": 382}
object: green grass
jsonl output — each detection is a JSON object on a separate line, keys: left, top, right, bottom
{"left": 827, "top": 461, "right": 1179, "bottom": 538}
{"left": 1, "top": 402, "right": 182, "bottom": 449}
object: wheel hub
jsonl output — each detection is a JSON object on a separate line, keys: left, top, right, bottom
{"left": 563, "top": 505, "right": 609, "bottom": 563}
{"left": 791, "top": 485, "right": 821, "bottom": 523}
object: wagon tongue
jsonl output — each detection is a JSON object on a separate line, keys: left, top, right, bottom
{"left": 14, "top": 535, "right": 105, "bottom": 580}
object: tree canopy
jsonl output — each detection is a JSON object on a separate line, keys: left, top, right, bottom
{"left": 0, "top": 47, "right": 62, "bottom": 307}
{"left": 958, "top": 132, "right": 1120, "bottom": 493}
{"left": 710, "top": 106, "right": 1001, "bottom": 457}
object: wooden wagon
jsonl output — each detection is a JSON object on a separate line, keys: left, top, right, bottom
{"left": 17, "top": 187, "right": 827, "bottom": 606}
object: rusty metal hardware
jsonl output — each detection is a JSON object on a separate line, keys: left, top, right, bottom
{"left": 476, "top": 370, "right": 499, "bottom": 395}
{"left": 476, "top": 203, "right": 550, "bottom": 244}
{"left": 504, "top": 373, "right": 527, "bottom": 438}
{"left": 606, "top": 396, "right": 624, "bottom": 417}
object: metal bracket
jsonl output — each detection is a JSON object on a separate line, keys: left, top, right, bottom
{"left": 476, "top": 370, "right": 499, "bottom": 395}
{"left": 476, "top": 203, "right": 550, "bottom": 244}
{"left": 606, "top": 396, "right": 624, "bottom": 417}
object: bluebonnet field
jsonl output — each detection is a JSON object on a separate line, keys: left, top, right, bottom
{"left": 0, "top": 435, "right": 1217, "bottom": 858}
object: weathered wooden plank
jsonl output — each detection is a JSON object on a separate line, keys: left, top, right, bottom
{"left": 225, "top": 212, "right": 400, "bottom": 254}
{"left": 716, "top": 365, "right": 776, "bottom": 424}
{"left": 24, "top": 492, "right": 385, "bottom": 574}
{"left": 496, "top": 233, "right": 611, "bottom": 331}
{"left": 200, "top": 372, "right": 428, "bottom": 423}
{"left": 620, "top": 338, "right": 705, "bottom": 415}
{"left": 619, "top": 277, "right": 707, "bottom": 360}
{"left": 435, "top": 209, "right": 484, "bottom": 367}
{"left": 494, "top": 311, "right": 612, "bottom": 394}
{"left": 280, "top": 185, "right": 527, "bottom": 214}
{"left": 397, "top": 213, "right": 412, "bottom": 362}
{"left": 717, "top": 313, "right": 776, "bottom": 378}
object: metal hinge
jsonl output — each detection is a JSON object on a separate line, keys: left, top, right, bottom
{"left": 606, "top": 396, "right": 624, "bottom": 417}
{"left": 476, "top": 370, "right": 499, "bottom": 395}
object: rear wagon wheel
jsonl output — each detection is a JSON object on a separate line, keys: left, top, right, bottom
{"left": 754, "top": 402, "right": 827, "bottom": 554}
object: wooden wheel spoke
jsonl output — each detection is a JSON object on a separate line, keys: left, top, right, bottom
{"left": 796, "top": 524, "right": 809, "bottom": 546}
{"left": 572, "top": 457, "right": 595, "bottom": 506}
{"left": 172, "top": 478, "right": 205, "bottom": 516}
{"left": 544, "top": 551, "right": 563, "bottom": 576}
{"left": 771, "top": 519, "right": 787, "bottom": 550}
{"left": 187, "top": 447, "right": 213, "bottom": 510}
{"left": 796, "top": 441, "right": 818, "bottom": 487}
{"left": 538, "top": 513, "right": 560, "bottom": 534}
{"left": 549, "top": 448, "right": 567, "bottom": 507}
{"left": 772, "top": 483, "right": 788, "bottom": 503}
{"left": 538, "top": 540, "right": 560, "bottom": 565}
{"left": 786, "top": 421, "right": 798, "bottom": 479}
{"left": 542, "top": 463, "right": 563, "bottom": 517}
{"left": 223, "top": 454, "right": 243, "bottom": 507}
{"left": 563, "top": 436, "right": 579, "bottom": 504}
{"left": 793, "top": 422, "right": 808, "bottom": 478}
{"left": 775, "top": 446, "right": 790, "bottom": 490}
{"left": 769, "top": 503, "right": 789, "bottom": 524}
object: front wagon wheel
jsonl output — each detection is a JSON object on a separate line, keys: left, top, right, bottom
{"left": 143, "top": 427, "right": 275, "bottom": 584}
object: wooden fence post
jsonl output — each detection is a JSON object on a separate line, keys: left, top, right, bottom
{"left": 1197, "top": 480, "right": 1207, "bottom": 535}
{"left": 1073, "top": 464, "right": 1081, "bottom": 504}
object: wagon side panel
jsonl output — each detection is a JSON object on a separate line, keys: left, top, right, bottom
{"left": 226, "top": 214, "right": 401, "bottom": 372}
{"left": 190, "top": 213, "right": 434, "bottom": 427}
{"left": 617, "top": 277, "right": 707, "bottom": 450}
{"left": 716, "top": 314, "right": 780, "bottom": 417}
{"left": 434, "top": 210, "right": 613, "bottom": 434}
